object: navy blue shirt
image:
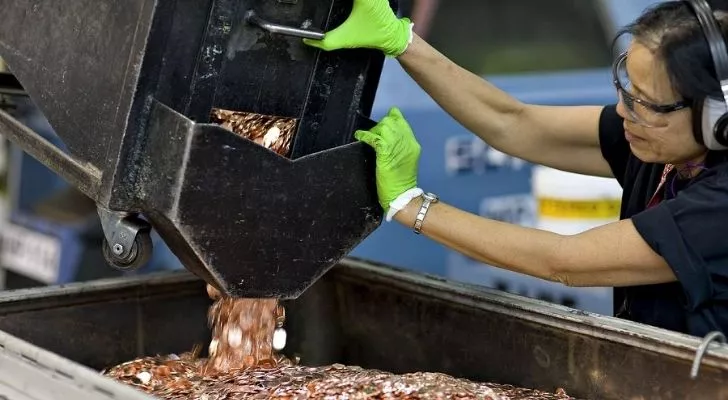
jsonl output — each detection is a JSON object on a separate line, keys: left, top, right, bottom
{"left": 599, "top": 104, "right": 728, "bottom": 337}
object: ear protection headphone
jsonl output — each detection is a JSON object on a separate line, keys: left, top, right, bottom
{"left": 684, "top": 0, "right": 728, "bottom": 150}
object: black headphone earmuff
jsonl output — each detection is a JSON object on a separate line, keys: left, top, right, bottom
{"left": 684, "top": 0, "right": 728, "bottom": 150}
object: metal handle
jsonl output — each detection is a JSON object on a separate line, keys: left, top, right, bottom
{"left": 244, "top": 10, "right": 325, "bottom": 40}
{"left": 690, "top": 330, "right": 726, "bottom": 379}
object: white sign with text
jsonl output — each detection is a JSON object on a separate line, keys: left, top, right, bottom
{"left": 0, "top": 223, "right": 61, "bottom": 283}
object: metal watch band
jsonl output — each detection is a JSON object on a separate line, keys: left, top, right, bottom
{"left": 413, "top": 192, "right": 438, "bottom": 234}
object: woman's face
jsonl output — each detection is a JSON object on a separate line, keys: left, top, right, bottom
{"left": 615, "top": 41, "right": 707, "bottom": 165}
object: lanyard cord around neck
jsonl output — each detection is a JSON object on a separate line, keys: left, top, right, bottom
{"left": 646, "top": 162, "right": 708, "bottom": 209}
{"left": 646, "top": 164, "right": 674, "bottom": 209}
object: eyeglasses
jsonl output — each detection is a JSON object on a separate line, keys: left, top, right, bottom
{"left": 612, "top": 52, "right": 689, "bottom": 128}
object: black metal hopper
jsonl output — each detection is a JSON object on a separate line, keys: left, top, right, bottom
{"left": 0, "top": 0, "right": 390, "bottom": 298}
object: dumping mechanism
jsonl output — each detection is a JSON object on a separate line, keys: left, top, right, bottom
{"left": 0, "top": 0, "right": 390, "bottom": 297}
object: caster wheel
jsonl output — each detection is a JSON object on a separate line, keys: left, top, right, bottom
{"left": 102, "top": 232, "right": 153, "bottom": 271}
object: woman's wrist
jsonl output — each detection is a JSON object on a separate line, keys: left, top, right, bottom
{"left": 393, "top": 194, "right": 424, "bottom": 227}
{"left": 396, "top": 31, "right": 422, "bottom": 60}
{"left": 385, "top": 187, "right": 423, "bottom": 221}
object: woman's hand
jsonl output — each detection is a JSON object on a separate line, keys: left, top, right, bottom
{"left": 302, "top": 0, "right": 413, "bottom": 57}
{"left": 354, "top": 107, "right": 421, "bottom": 212}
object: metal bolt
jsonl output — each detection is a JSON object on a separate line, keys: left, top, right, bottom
{"left": 112, "top": 243, "right": 124, "bottom": 255}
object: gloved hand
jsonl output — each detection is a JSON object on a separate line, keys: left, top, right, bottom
{"left": 354, "top": 107, "right": 421, "bottom": 214}
{"left": 302, "top": 0, "right": 413, "bottom": 57}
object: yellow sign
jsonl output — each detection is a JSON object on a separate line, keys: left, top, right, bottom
{"left": 538, "top": 197, "right": 621, "bottom": 219}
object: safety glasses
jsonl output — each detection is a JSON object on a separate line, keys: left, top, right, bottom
{"left": 612, "top": 51, "right": 689, "bottom": 128}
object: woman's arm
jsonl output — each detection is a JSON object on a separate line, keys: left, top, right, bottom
{"left": 303, "top": 0, "right": 614, "bottom": 177}
{"left": 354, "top": 108, "right": 672, "bottom": 288}
{"left": 393, "top": 197, "right": 677, "bottom": 287}
{"left": 398, "top": 35, "right": 613, "bottom": 178}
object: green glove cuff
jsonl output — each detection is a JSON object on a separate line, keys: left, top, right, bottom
{"left": 386, "top": 187, "right": 423, "bottom": 221}
{"left": 384, "top": 17, "right": 414, "bottom": 57}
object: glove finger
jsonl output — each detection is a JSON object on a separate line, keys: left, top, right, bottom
{"left": 386, "top": 107, "right": 408, "bottom": 130}
{"left": 302, "top": 38, "right": 326, "bottom": 49}
{"left": 388, "top": 107, "right": 416, "bottom": 139}
{"left": 387, "top": 107, "right": 405, "bottom": 120}
{"left": 354, "top": 130, "right": 380, "bottom": 149}
{"left": 390, "top": 108, "right": 411, "bottom": 129}
{"left": 308, "top": 20, "right": 357, "bottom": 50}
{"left": 302, "top": 32, "right": 341, "bottom": 51}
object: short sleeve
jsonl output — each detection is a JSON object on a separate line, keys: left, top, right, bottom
{"left": 598, "top": 104, "right": 630, "bottom": 186}
{"left": 631, "top": 170, "right": 728, "bottom": 311}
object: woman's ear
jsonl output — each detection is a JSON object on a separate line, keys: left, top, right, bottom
{"left": 695, "top": 97, "right": 728, "bottom": 150}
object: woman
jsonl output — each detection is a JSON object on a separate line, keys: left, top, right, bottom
{"left": 304, "top": 0, "right": 728, "bottom": 337}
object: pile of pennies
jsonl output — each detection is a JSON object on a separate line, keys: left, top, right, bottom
{"left": 102, "top": 111, "right": 579, "bottom": 399}
{"left": 102, "top": 283, "right": 577, "bottom": 400}
{"left": 209, "top": 108, "right": 297, "bottom": 157}
{"left": 103, "top": 354, "right": 575, "bottom": 400}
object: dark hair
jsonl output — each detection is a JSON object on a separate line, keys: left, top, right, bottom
{"left": 615, "top": 0, "right": 728, "bottom": 103}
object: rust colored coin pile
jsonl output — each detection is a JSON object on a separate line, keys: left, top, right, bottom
{"left": 210, "top": 108, "right": 297, "bottom": 157}
{"left": 103, "top": 286, "right": 576, "bottom": 400}
{"left": 103, "top": 355, "right": 576, "bottom": 400}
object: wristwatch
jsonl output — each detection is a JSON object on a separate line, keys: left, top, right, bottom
{"left": 413, "top": 192, "right": 438, "bottom": 234}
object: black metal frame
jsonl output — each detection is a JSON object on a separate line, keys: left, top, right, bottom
{"left": 0, "top": 0, "right": 390, "bottom": 298}
{"left": 1, "top": 260, "right": 728, "bottom": 399}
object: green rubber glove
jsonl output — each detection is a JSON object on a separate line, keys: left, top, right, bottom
{"left": 354, "top": 107, "right": 421, "bottom": 212}
{"left": 302, "top": 0, "right": 413, "bottom": 57}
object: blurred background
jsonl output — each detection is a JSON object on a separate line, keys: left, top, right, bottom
{"left": 0, "top": 0, "right": 661, "bottom": 315}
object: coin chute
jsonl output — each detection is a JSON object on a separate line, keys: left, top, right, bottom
{"left": 0, "top": 0, "right": 391, "bottom": 298}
